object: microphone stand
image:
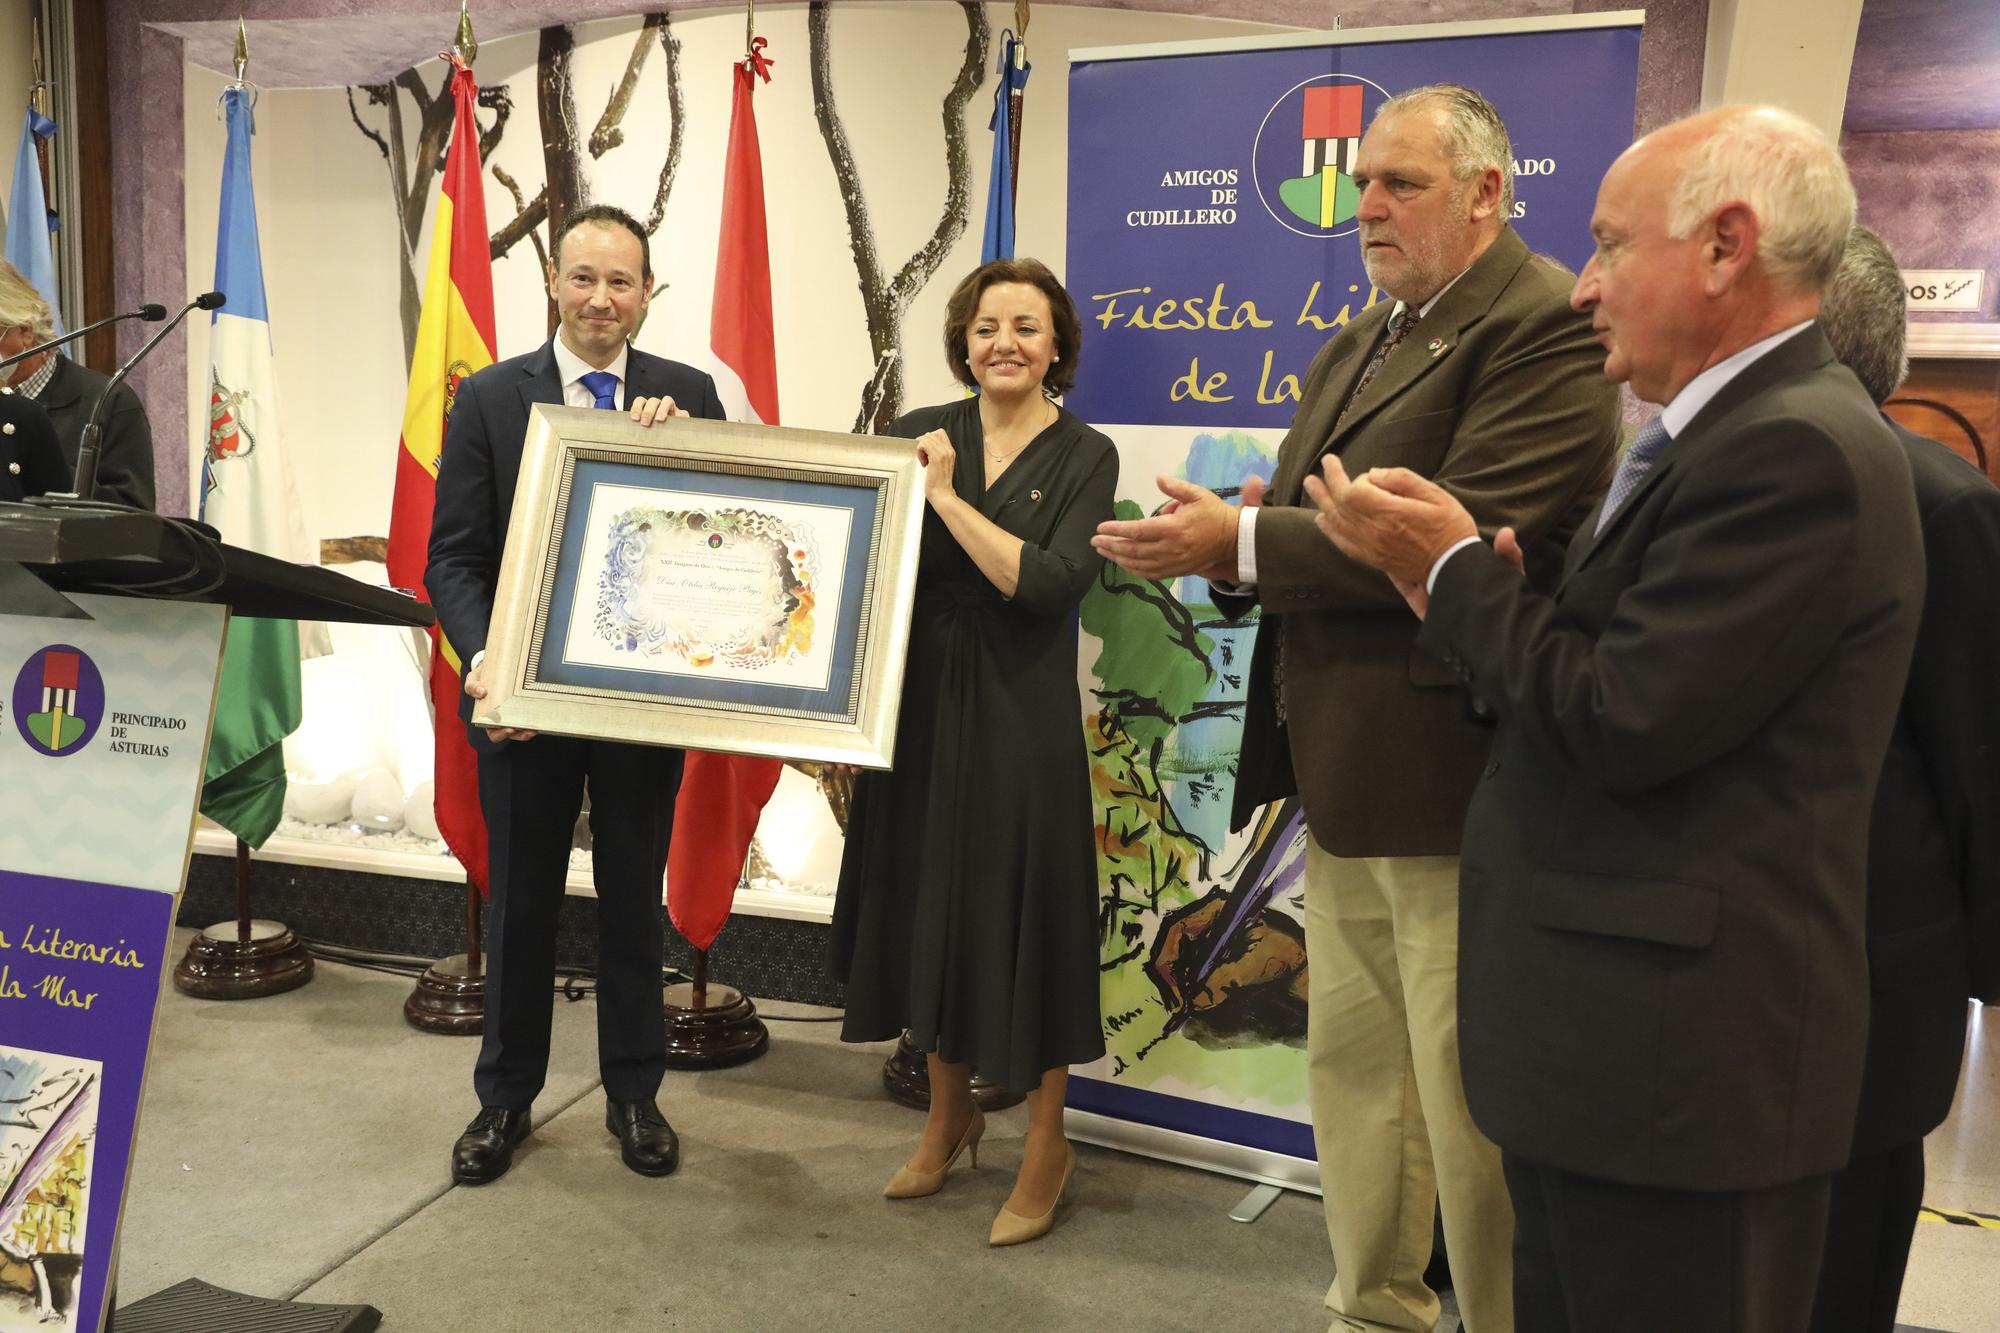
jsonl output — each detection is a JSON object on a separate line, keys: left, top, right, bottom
{"left": 0, "top": 304, "right": 168, "bottom": 373}
{"left": 58, "top": 293, "right": 223, "bottom": 502}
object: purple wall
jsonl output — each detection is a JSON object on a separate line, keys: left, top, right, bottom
{"left": 1845, "top": 128, "right": 2000, "bottom": 323}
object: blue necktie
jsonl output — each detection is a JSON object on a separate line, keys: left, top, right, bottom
{"left": 1595, "top": 416, "right": 1671, "bottom": 535}
{"left": 579, "top": 370, "right": 620, "bottom": 411}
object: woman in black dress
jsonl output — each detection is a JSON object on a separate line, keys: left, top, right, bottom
{"left": 830, "top": 258, "right": 1116, "bottom": 1246}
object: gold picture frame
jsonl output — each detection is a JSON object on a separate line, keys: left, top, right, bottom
{"left": 475, "top": 405, "right": 925, "bottom": 768}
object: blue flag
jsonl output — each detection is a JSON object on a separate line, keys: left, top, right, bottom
{"left": 980, "top": 32, "right": 1030, "bottom": 264}
{"left": 199, "top": 87, "right": 319, "bottom": 848}
{"left": 5, "top": 102, "right": 62, "bottom": 334}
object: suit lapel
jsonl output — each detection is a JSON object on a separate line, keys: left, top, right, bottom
{"left": 1272, "top": 305, "right": 1387, "bottom": 505}
{"left": 1280, "top": 228, "right": 1534, "bottom": 504}
{"left": 1567, "top": 450, "right": 1679, "bottom": 571}
{"left": 623, "top": 347, "right": 668, "bottom": 405}
{"left": 1333, "top": 229, "right": 1531, "bottom": 452}
{"left": 514, "top": 340, "right": 564, "bottom": 418}
{"left": 1565, "top": 325, "right": 1839, "bottom": 574}
{"left": 42, "top": 358, "right": 84, "bottom": 413}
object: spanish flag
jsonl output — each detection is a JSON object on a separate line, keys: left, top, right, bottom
{"left": 386, "top": 52, "right": 494, "bottom": 894}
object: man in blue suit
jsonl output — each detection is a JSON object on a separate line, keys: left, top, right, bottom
{"left": 427, "top": 203, "right": 725, "bottom": 1185}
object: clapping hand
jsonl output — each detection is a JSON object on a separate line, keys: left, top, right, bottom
{"left": 1091, "top": 474, "right": 1263, "bottom": 583}
{"left": 1303, "top": 457, "right": 1478, "bottom": 619}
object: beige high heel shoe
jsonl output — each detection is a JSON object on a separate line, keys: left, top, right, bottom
{"left": 882, "top": 1107, "right": 985, "bottom": 1199}
{"left": 989, "top": 1142, "right": 1077, "bottom": 1246}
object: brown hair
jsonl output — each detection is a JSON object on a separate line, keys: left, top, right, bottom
{"left": 942, "top": 257, "right": 1081, "bottom": 396}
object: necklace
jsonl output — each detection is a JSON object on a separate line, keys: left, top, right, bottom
{"left": 984, "top": 398, "right": 1057, "bottom": 463}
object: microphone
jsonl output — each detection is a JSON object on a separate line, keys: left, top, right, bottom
{"left": 63, "top": 291, "right": 226, "bottom": 501}
{"left": 0, "top": 302, "right": 171, "bottom": 372}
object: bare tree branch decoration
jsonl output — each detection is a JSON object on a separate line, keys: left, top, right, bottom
{"left": 591, "top": 13, "right": 666, "bottom": 157}
{"left": 348, "top": 18, "right": 684, "bottom": 357}
{"left": 810, "top": 1, "right": 989, "bottom": 433}
{"left": 348, "top": 69, "right": 511, "bottom": 360}
{"left": 643, "top": 13, "right": 685, "bottom": 234}
{"left": 491, "top": 166, "right": 549, "bottom": 274}
{"left": 537, "top": 25, "right": 585, "bottom": 249}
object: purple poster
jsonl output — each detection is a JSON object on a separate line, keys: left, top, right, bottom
{"left": 1, "top": 595, "right": 224, "bottom": 1330}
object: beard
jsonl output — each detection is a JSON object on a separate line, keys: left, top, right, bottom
{"left": 1359, "top": 185, "right": 1473, "bottom": 305}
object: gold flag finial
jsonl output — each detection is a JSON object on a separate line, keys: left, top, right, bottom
{"left": 29, "top": 18, "right": 49, "bottom": 118}
{"left": 233, "top": 18, "right": 249, "bottom": 84}
{"left": 1015, "top": 0, "right": 1030, "bottom": 38}
{"left": 455, "top": 2, "right": 478, "bottom": 65}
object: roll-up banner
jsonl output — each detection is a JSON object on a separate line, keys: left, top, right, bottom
{"left": 1065, "top": 14, "right": 1644, "bottom": 1190}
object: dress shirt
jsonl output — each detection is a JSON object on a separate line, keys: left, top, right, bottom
{"left": 553, "top": 337, "right": 630, "bottom": 410}
{"left": 1232, "top": 267, "right": 1474, "bottom": 587}
{"left": 14, "top": 353, "right": 56, "bottom": 401}
{"left": 471, "top": 338, "right": 633, "bottom": 675}
{"left": 1423, "top": 320, "right": 1817, "bottom": 593}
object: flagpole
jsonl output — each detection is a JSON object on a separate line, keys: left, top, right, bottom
{"left": 456, "top": 0, "right": 485, "bottom": 1006}
{"left": 174, "top": 20, "right": 316, "bottom": 1002}
{"left": 658, "top": 12, "right": 785, "bottom": 1070}
{"left": 403, "top": 2, "right": 492, "bottom": 1037}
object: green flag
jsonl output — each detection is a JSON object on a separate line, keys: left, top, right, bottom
{"left": 196, "top": 88, "right": 318, "bottom": 846}
{"left": 200, "top": 615, "right": 302, "bottom": 845}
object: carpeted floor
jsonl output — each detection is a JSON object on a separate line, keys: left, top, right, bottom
{"left": 113, "top": 931, "right": 2000, "bottom": 1331}
{"left": 114, "top": 933, "right": 1338, "bottom": 1332}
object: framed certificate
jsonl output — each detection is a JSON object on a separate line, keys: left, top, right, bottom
{"left": 474, "top": 406, "right": 925, "bottom": 767}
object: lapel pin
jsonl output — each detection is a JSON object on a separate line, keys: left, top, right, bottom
{"left": 1427, "top": 338, "right": 1448, "bottom": 358}
{"left": 1030, "top": 488, "right": 1043, "bottom": 502}
{"left": 7, "top": 462, "right": 18, "bottom": 475}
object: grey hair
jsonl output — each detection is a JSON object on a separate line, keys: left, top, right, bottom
{"left": 1664, "top": 105, "right": 1855, "bottom": 295}
{"left": 0, "top": 260, "right": 56, "bottom": 341}
{"left": 1820, "top": 225, "right": 1908, "bottom": 406}
{"left": 1374, "top": 83, "right": 1515, "bottom": 215}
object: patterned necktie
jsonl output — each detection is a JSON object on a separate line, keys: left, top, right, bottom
{"left": 1335, "top": 307, "right": 1417, "bottom": 428}
{"left": 1594, "top": 416, "right": 1672, "bottom": 535}
{"left": 579, "top": 369, "right": 620, "bottom": 411}
{"left": 1275, "top": 308, "right": 1419, "bottom": 722}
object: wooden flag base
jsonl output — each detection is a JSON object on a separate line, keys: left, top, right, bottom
{"left": 881, "top": 1032, "right": 1025, "bottom": 1112}
{"left": 662, "top": 949, "right": 769, "bottom": 1069}
{"left": 403, "top": 952, "right": 484, "bottom": 1035}
{"left": 407, "top": 883, "right": 485, "bottom": 1035}
{"left": 173, "top": 918, "right": 313, "bottom": 1000}
{"left": 174, "top": 838, "right": 313, "bottom": 1000}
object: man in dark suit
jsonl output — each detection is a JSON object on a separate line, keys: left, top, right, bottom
{"left": 0, "top": 387, "right": 68, "bottom": 501}
{"left": 1095, "top": 84, "right": 1617, "bottom": 1333}
{"left": 428, "top": 203, "right": 725, "bottom": 1186}
{"left": 0, "top": 260, "right": 154, "bottom": 510}
{"left": 1808, "top": 225, "right": 2000, "bottom": 1333}
{"left": 1308, "top": 105, "right": 1925, "bottom": 1330}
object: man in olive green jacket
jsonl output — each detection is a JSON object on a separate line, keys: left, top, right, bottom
{"left": 1096, "top": 84, "right": 1617, "bottom": 1333}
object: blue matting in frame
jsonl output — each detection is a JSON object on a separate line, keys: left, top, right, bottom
{"left": 535, "top": 457, "right": 881, "bottom": 720}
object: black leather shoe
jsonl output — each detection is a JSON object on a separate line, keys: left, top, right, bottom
{"left": 606, "top": 1098, "right": 680, "bottom": 1176}
{"left": 452, "top": 1106, "right": 531, "bottom": 1185}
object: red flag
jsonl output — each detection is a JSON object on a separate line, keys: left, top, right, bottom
{"left": 668, "top": 41, "right": 783, "bottom": 952}
{"left": 385, "top": 55, "right": 495, "bottom": 894}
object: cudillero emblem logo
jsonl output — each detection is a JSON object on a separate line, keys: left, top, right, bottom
{"left": 1251, "top": 74, "right": 1389, "bottom": 239}
{"left": 11, "top": 644, "right": 106, "bottom": 757}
